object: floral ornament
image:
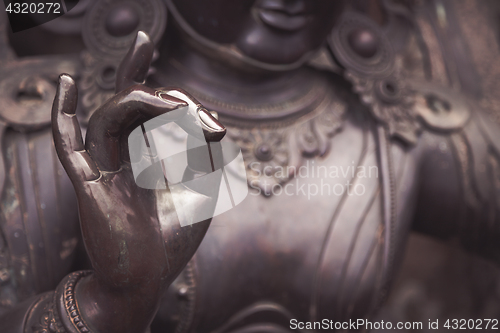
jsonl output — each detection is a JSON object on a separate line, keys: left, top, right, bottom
{"left": 297, "top": 106, "right": 345, "bottom": 157}
{"left": 229, "top": 129, "right": 290, "bottom": 196}
{"left": 345, "top": 71, "right": 419, "bottom": 145}
{"left": 228, "top": 99, "right": 346, "bottom": 197}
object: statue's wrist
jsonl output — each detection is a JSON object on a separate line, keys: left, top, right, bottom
{"left": 68, "top": 270, "right": 161, "bottom": 333}
{"left": 54, "top": 270, "right": 94, "bottom": 333}
{"left": 23, "top": 271, "right": 94, "bottom": 333}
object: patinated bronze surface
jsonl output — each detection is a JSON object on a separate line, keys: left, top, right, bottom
{"left": 0, "top": 0, "right": 499, "bottom": 332}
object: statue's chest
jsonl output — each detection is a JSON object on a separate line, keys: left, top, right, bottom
{"left": 182, "top": 119, "right": 419, "bottom": 332}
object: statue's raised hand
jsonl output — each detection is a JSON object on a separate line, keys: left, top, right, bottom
{"left": 51, "top": 32, "right": 225, "bottom": 333}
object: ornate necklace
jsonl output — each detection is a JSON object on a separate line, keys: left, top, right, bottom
{"left": 155, "top": 62, "right": 350, "bottom": 196}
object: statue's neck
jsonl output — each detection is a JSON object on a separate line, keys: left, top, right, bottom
{"left": 151, "top": 33, "right": 323, "bottom": 121}
{"left": 159, "top": 35, "right": 295, "bottom": 88}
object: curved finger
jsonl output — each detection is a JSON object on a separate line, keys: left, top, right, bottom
{"left": 115, "top": 31, "right": 155, "bottom": 93}
{"left": 52, "top": 74, "right": 100, "bottom": 183}
{"left": 197, "top": 108, "right": 226, "bottom": 142}
{"left": 158, "top": 89, "right": 226, "bottom": 142}
{"left": 85, "top": 85, "right": 188, "bottom": 172}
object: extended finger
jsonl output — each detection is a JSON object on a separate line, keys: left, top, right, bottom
{"left": 52, "top": 74, "right": 100, "bottom": 183}
{"left": 115, "top": 31, "right": 155, "bottom": 93}
{"left": 85, "top": 85, "right": 188, "bottom": 172}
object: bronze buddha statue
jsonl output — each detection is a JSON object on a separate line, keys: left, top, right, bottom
{"left": 0, "top": 0, "right": 499, "bottom": 332}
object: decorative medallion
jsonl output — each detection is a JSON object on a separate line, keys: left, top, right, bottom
{"left": 328, "top": 11, "right": 395, "bottom": 78}
{"left": 79, "top": 0, "right": 167, "bottom": 121}
{"left": 329, "top": 11, "right": 422, "bottom": 145}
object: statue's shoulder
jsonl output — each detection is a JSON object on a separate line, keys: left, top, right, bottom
{"left": 0, "top": 12, "right": 80, "bottom": 131}
{"left": 0, "top": 0, "right": 167, "bottom": 130}
{"left": 325, "top": 10, "right": 474, "bottom": 146}
{"left": 346, "top": 70, "right": 472, "bottom": 145}
{"left": 306, "top": 57, "right": 472, "bottom": 146}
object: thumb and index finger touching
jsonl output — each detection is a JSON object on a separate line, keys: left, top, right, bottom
{"left": 52, "top": 31, "right": 189, "bottom": 181}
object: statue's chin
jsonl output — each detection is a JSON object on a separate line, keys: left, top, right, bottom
{"left": 164, "top": 0, "right": 317, "bottom": 72}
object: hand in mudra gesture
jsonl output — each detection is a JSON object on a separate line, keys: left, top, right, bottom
{"left": 51, "top": 31, "right": 225, "bottom": 333}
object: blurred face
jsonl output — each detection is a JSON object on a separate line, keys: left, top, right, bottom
{"left": 171, "top": 0, "right": 344, "bottom": 65}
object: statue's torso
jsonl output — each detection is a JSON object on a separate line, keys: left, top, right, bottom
{"left": 192, "top": 117, "right": 389, "bottom": 332}
{"left": 151, "top": 75, "right": 423, "bottom": 331}
{"left": 0, "top": 67, "right": 434, "bottom": 332}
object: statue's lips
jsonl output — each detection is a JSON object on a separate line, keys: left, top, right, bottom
{"left": 257, "top": 9, "right": 308, "bottom": 32}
